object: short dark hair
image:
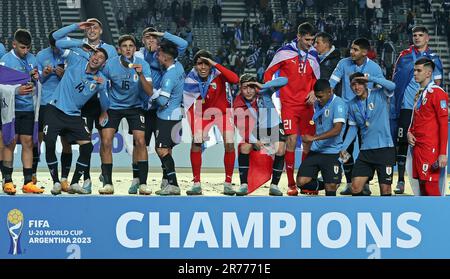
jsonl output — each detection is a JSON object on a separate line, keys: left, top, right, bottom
{"left": 95, "top": 47, "right": 109, "bottom": 61}
{"left": 159, "top": 39, "right": 178, "bottom": 59}
{"left": 412, "top": 25, "right": 429, "bottom": 34}
{"left": 297, "top": 22, "right": 316, "bottom": 36}
{"left": 118, "top": 34, "right": 136, "bottom": 46}
{"left": 193, "top": 49, "right": 213, "bottom": 64}
{"left": 314, "top": 79, "right": 331, "bottom": 92}
{"left": 349, "top": 72, "right": 366, "bottom": 84}
{"left": 86, "top": 18, "right": 103, "bottom": 28}
{"left": 14, "top": 29, "right": 32, "bottom": 46}
{"left": 415, "top": 57, "right": 435, "bottom": 71}
{"left": 240, "top": 73, "right": 257, "bottom": 84}
{"left": 315, "top": 32, "right": 333, "bottom": 46}
{"left": 48, "top": 29, "right": 57, "bottom": 47}
{"left": 142, "top": 26, "right": 158, "bottom": 36}
{"left": 352, "top": 37, "right": 370, "bottom": 51}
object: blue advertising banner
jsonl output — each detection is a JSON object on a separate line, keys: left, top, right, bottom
{"left": 1, "top": 196, "right": 449, "bottom": 259}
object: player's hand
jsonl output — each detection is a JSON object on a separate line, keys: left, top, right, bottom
{"left": 18, "top": 84, "right": 34, "bottom": 95}
{"left": 438, "top": 155, "right": 447, "bottom": 168}
{"left": 247, "top": 81, "right": 263, "bottom": 89}
{"left": 99, "top": 112, "right": 109, "bottom": 127}
{"left": 200, "top": 56, "right": 217, "bottom": 66}
{"left": 43, "top": 65, "right": 53, "bottom": 77}
{"left": 30, "top": 69, "right": 39, "bottom": 81}
{"left": 305, "top": 90, "right": 316, "bottom": 105}
{"left": 252, "top": 141, "right": 264, "bottom": 151}
{"left": 82, "top": 43, "right": 97, "bottom": 53}
{"left": 339, "top": 150, "right": 351, "bottom": 163}
{"left": 93, "top": 76, "right": 104, "bottom": 84}
{"left": 193, "top": 132, "right": 204, "bottom": 144}
{"left": 145, "top": 31, "right": 164, "bottom": 37}
{"left": 131, "top": 64, "right": 143, "bottom": 75}
{"left": 407, "top": 131, "right": 416, "bottom": 146}
{"left": 78, "top": 21, "right": 96, "bottom": 30}
{"left": 55, "top": 66, "right": 65, "bottom": 78}
{"left": 352, "top": 76, "right": 369, "bottom": 83}
{"left": 302, "top": 134, "right": 315, "bottom": 143}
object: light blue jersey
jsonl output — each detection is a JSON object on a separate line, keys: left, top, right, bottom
{"left": 0, "top": 43, "right": 6, "bottom": 58}
{"left": 0, "top": 50, "right": 37, "bottom": 111}
{"left": 102, "top": 55, "right": 152, "bottom": 109}
{"left": 36, "top": 47, "right": 65, "bottom": 105}
{"left": 257, "top": 77, "right": 287, "bottom": 128}
{"left": 50, "top": 50, "right": 108, "bottom": 116}
{"left": 311, "top": 95, "right": 347, "bottom": 154}
{"left": 329, "top": 57, "right": 384, "bottom": 103}
{"left": 347, "top": 77, "right": 396, "bottom": 150}
{"left": 155, "top": 61, "right": 185, "bottom": 120}
{"left": 135, "top": 32, "right": 187, "bottom": 110}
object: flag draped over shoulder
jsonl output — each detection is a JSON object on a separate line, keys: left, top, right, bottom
{"left": 0, "top": 65, "right": 41, "bottom": 146}
{"left": 266, "top": 40, "right": 320, "bottom": 80}
{"left": 183, "top": 67, "right": 221, "bottom": 111}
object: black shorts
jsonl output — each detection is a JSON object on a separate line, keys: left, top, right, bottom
{"left": 251, "top": 123, "right": 286, "bottom": 143}
{"left": 155, "top": 118, "right": 182, "bottom": 148}
{"left": 104, "top": 108, "right": 146, "bottom": 132}
{"left": 144, "top": 109, "right": 158, "bottom": 146}
{"left": 15, "top": 111, "right": 35, "bottom": 136}
{"left": 352, "top": 147, "right": 396, "bottom": 185}
{"left": 38, "top": 105, "right": 48, "bottom": 133}
{"left": 43, "top": 105, "right": 91, "bottom": 144}
{"left": 298, "top": 152, "right": 342, "bottom": 184}
{"left": 81, "top": 96, "right": 101, "bottom": 131}
{"left": 396, "top": 109, "right": 413, "bottom": 144}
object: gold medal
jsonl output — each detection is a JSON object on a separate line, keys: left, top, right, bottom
{"left": 365, "top": 121, "right": 370, "bottom": 127}
{"left": 128, "top": 63, "right": 134, "bottom": 68}
{"left": 309, "top": 120, "right": 314, "bottom": 125}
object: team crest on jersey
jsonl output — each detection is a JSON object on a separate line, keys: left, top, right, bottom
{"left": 368, "top": 102, "right": 375, "bottom": 110}
{"left": 324, "top": 109, "right": 330, "bottom": 117}
{"left": 280, "top": 128, "right": 285, "bottom": 135}
{"left": 133, "top": 74, "right": 139, "bottom": 82}
{"left": 140, "top": 115, "right": 145, "bottom": 123}
{"left": 211, "top": 82, "right": 217, "bottom": 90}
{"left": 441, "top": 100, "right": 447, "bottom": 109}
{"left": 422, "top": 164, "right": 429, "bottom": 172}
{"left": 89, "top": 83, "right": 96, "bottom": 91}
{"left": 386, "top": 166, "right": 392, "bottom": 175}
{"left": 334, "top": 165, "right": 339, "bottom": 174}
{"left": 422, "top": 98, "right": 427, "bottom": 105}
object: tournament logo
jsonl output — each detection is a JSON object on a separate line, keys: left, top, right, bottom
{"left": 368, "top": 102, "right": 375, "bottom": 110}
{"left": 386, "top": 166, "right": 392, "bottom": 175}
{"left": 7, "top": 209, "right": 24, "bottom": 255}
{"left": 440, "top": 100, "right": 447, "bottom": 109}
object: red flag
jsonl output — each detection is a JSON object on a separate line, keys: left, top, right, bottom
{"left": 247, "top": 149, "right": 274, "bottom": 194}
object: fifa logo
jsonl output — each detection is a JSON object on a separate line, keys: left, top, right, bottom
{"left": 7, "top": 209, "right": 24, "bottom": 255}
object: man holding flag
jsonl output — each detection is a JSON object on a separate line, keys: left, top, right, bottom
{"left": 264, "top": 22, "right": 320, "bottom": 196}
{"left": 183, "top": 50, "right": 239, "bottom": 196}
{"left": 233, "top": 74, "right": 288, "bottom": 196}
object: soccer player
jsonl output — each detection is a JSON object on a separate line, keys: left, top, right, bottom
{"left": 183, "top": 50, "right": 239, "bottom": 196}
{"left": 130, "top": 26, "right": 187, "bottom": 193}
{"left": 407, "top": 58, "right": 448, "bottom": 196}
{"left": 314, "top": 32, "right": 341, "bottom": 87}
{"left": 152, "top": 40, "right": 186, "bottom": 196}
{"left": 36, "top": 30, "right": 71, "bottom": 191}
{"left": 233, "top": 74, "right": 288, "bottom": 196}
{"left": 329, "top": 38, "right": 384, "bottom": 195}
{"left": 264, "top": 22, "right": 320, "bottom": 196}
{"left": 52, "top": 19, "right": 118, "bottom": 190}
{"left": 342, "top": 72, "right": 396, "bottom": 196}
{"left": 392, "top": 26, "right": 443, "bottom": 194}
{"left": 98, "top": 35, "right": 153, "bottom": 195}
{"left": 0, "top": 29, "right": 42, "bottom": 194}
{"left": 297, "top": 79, "right": 347, "bottom": 196}
{"left": 45, "top": 45, "right": 109, "bottom": 195}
